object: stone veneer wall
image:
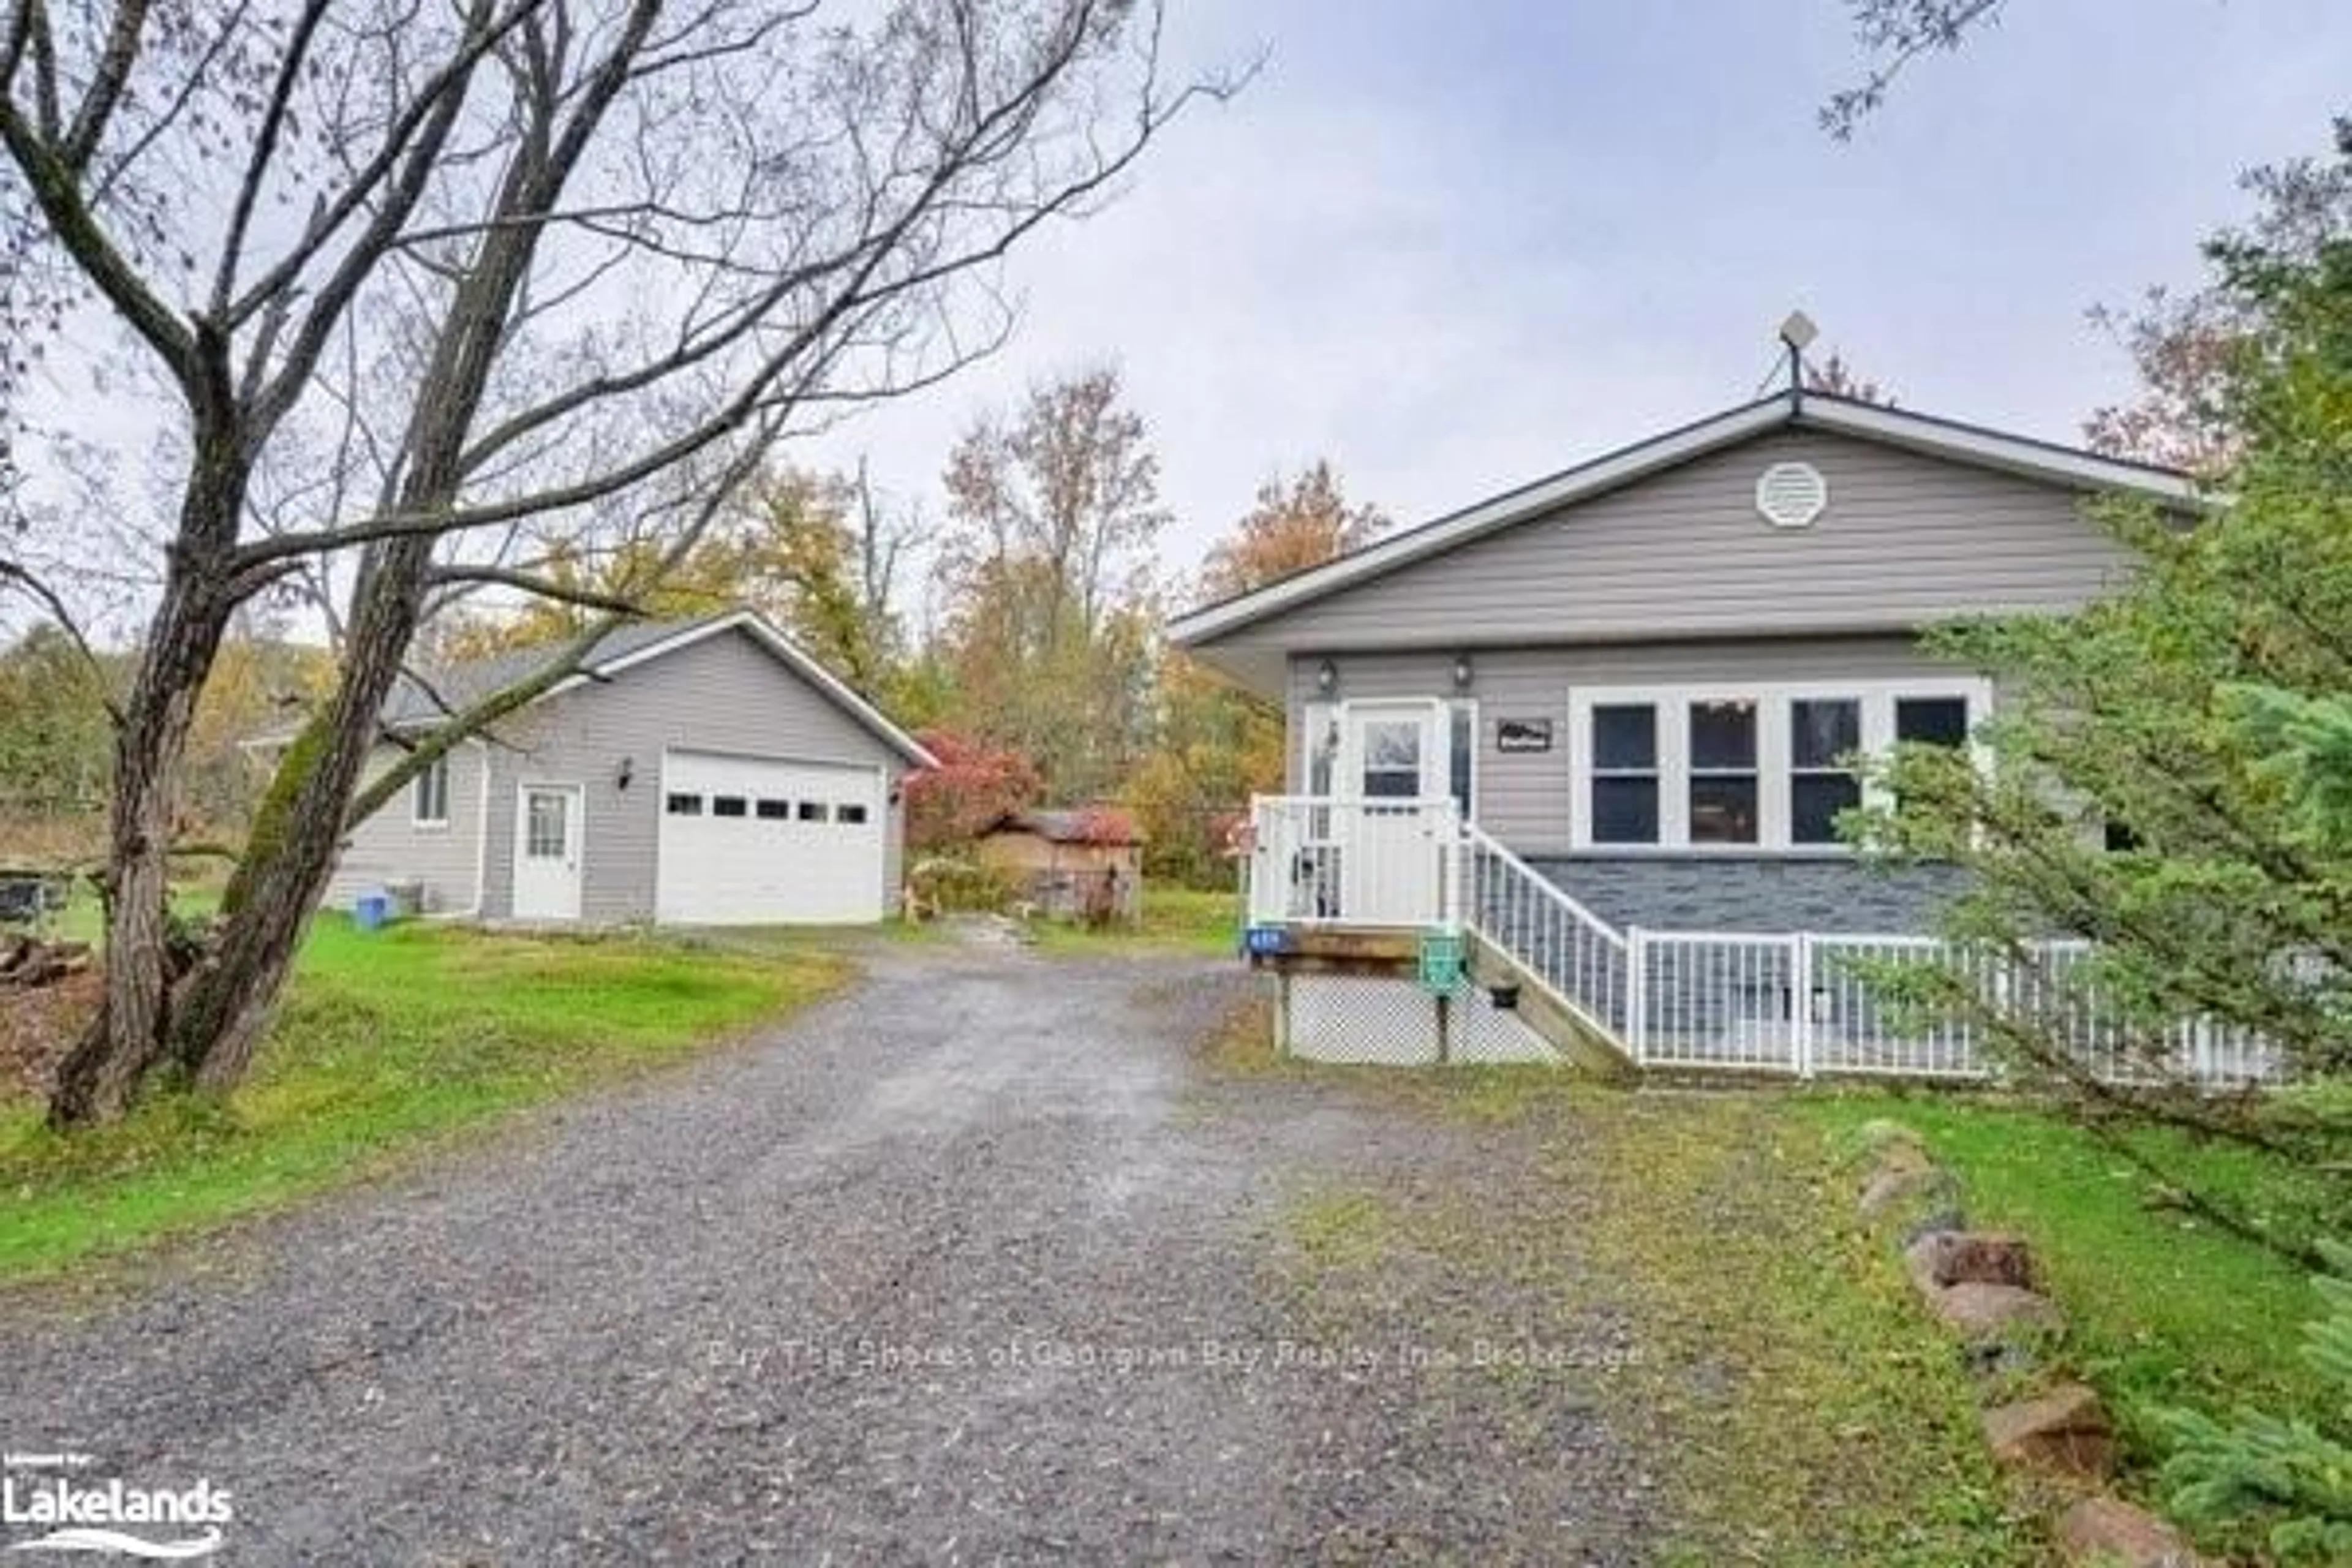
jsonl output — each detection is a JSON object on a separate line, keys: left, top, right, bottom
{"left": 1529, "top": 856, "right": 1969, "bottom": 935}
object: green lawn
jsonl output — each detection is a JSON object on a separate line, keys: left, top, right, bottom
{"left": 0, "top": 917, "right": 842, "bottom": 1279}
{"left": 1795, "top": 1092, "right": 2337, "bottom": 1501}
{"left": 1028, "top": 884, "right": 1240, "bottom": 956}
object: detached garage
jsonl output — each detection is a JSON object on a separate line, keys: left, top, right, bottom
{"left": 312, "top": 609, "right": 936, "bottom": 928}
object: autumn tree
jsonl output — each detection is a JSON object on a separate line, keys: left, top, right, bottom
{"left": 0, "top": 1, "right": 1231, "bottom": 1126}
{"left": 1803, "top": 350, "right": 1896, "bottom": 406}
{"left": 1128, "top": 461, "right": 1387, "bottom": 883}
{"left": 1198, "top": 460, "right": 1385, "bottom": 599}
{"left": 937, "top": 366, "right": 1167, "bottom": 798}
{"left": 427, "top": 462, "right": 913, "bottom": 690}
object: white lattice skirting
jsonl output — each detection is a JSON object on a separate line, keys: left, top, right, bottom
{"left": 1273, "top": 974, "right": 1557, "bottom": 1065}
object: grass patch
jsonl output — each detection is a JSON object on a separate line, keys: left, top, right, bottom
{"left": 1028, "top": 886, "right": 1238, "bottom": 956}
{"left": 1570, "top": 1091, "right": 2037, "bottom": 1566}
{"left": 1795, "top": 1091, "right": 2335, "bottom": 1477}
{"left": 0, "top": 918, "right": 842, "bottom": 1279}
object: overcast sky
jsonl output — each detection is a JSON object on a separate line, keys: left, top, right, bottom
{"left": 805, "top": 0, "right": 2352, "bottom": 608}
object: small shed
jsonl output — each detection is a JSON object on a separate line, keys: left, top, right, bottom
{"left": 976, "top": 807, "right": 1145, "bottom": 925}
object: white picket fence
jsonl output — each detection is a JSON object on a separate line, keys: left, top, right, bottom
{"left": 1242, "top": 795, "right": 2290, "bottom": 1087}
{"left": 1627, "top": 930, "right": 2287, "bottom": 1086}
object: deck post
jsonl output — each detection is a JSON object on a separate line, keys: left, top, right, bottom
{"left": 1792, "top": 932, "right": 1815, "bottom": 1079}
{"left": 1625, "top": 925, "right": 1646, "bottom": 1064}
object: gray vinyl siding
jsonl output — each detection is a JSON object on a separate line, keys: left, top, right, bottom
{"left": 1288, "top": 636, "right": 1959, "bottom": 854}
{"left": 325, "top": 741, "right": 488, "bottom": 914}
{"left": 1223, "top": 429, "right": 2135, "bottom": 658}
{"left": 476, "top": 627, "right": 911, "bottom": 924}
{"left": 1288, "top": 637, "right": 1975, "bottom": 936}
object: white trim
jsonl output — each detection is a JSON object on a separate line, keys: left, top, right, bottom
{"left": 1801, "top": 398, "right": 2201, "bottom": 502}
{"left": 1167, "top": 394, "right": 2203, "bottom": 649}
{"left": 510, "top": 780, "right": 587, "bottom": 921}
{"left": 1567, "top": 676, "right": 1993, "bottom": 853}
{"left": 410, "top": 751, "right": 452, "bottom": 829}
{"left": 553, "top": 610, "right": 937, "bottom": 769}
{"left": 459, "top": 737, "right": 491, "bottom": 918}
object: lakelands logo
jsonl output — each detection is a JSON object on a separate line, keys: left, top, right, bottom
{"left": 2, "top": 1452, "right": 230, "bottom": 1559}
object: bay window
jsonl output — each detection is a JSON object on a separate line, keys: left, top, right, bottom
{"left": 1570, "top": 680, "right": 1988, "bottom": 851}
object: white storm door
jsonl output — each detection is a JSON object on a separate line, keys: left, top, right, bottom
{"left": 1335, "top": 699, "right": 1450, "bottom": 924}
{"left": 512, "top": 783, "right": 585, "bottom": 920}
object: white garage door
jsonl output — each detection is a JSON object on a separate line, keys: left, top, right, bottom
{"left": 656, "top": 750, "right": 886, "bottom": 925}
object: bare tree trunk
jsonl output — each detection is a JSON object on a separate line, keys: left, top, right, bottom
{"left": 169, "top": 537, "right": 435, "bottom": 1089}
{"left": 47, "top": 458, "right": 243, "bottom": 1128}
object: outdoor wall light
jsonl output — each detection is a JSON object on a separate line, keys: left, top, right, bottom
{"left": 1451, "top": 652, "right": 1475, "bottom": 691}
{"left": 616, "top": 756, "right": 635, "bottom": 791}
{"left": 1315, "top": 658, "right": 1338, "bottom": 695}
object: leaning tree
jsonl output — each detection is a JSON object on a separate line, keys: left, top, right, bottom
{"left": 0, "top": 0, "right": 1234, "bottom": 1126}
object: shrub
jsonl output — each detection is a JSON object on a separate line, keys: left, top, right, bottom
{"left": 2157, "top": 1238, "right": 2352, "bottom": 1563}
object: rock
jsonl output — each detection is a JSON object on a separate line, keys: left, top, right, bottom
{"left": 1983, "top": 1382, "right": 2113, "bottom": 1480}
{"left": 1907, "top": 1231, "right": 2038, "bottom": 1296}
{"left": 1928, "top": 1281, "right": 2066, "bottom": 1341}
{"left": 2053, "top": 1494, "right": 2206, "bottom": 1567}
{"left": 1857, "top": 1159, "right": 1960, "bottom": 1224}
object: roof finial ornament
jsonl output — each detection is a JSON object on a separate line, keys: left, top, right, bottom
{"left": 1779, "top": 310, "right": 1819, "bottom": 408}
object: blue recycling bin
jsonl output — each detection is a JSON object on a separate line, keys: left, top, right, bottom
{"left": 352, "top": 890, "right": 393, "bottom": 932}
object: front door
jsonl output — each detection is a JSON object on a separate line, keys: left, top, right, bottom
{"left": 1336, "top": 699, "right": 1451, "bottom": 923}
{"left": 512, "top": 784, "right": 584, "bottom": 920}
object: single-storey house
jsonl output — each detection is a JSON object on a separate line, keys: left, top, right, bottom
{"left": 974, "top": 807, "right": 1145, "bottom": 924}
{"left": 298, "top": 609, "right": 936, "bottom": 926}
{"left": 1169, "top": 383, "right": 2204, "bottom": 1072}
{"left": 1170, "top": 385, "right": 2196, "bottom": 938}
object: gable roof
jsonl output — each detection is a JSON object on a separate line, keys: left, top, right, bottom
{"left": 1167, "top": 391, "right": 2202, "bottom": 649}
{"left": 266, "top": 608, "right": 937, "bottom": 768}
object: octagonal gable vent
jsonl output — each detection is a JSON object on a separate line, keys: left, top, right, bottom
{"left": 1755, "top": 461, "right": 1828, "bottom": 529}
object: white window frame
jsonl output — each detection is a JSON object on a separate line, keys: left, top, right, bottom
{"left": 1568, "top": 677, "right": 1992, "bottom": 853}
{"left": 412, "top": 752, "right": 451, "bottom": 829}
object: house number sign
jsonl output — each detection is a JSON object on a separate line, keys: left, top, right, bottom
{"left": 1495, "top": 718, "right": 1553, "bottom": 753}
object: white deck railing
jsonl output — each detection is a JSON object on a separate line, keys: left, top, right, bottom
{"left": 1458, "top": 824, "right": 1629, "bottom": 1039}
{"left": 1244, "top": 795, "right": 1461, "bottom": 929}
{"left": 1241, "top": 795, "right": 2286, "bottom": 1087}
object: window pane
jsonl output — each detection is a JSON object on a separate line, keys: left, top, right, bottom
{"left": 1362, "top": 719, "right": 1421, "bottom": 772}
{"left": 1792, "top": 774, "right": 1861, "bottom": 845}
{"left": 666, "top": 793, "right": 703, "bottom": 816}
{"left": 1449, "top": 705, "right": 1473, "bottom": 815}
{"left": 526, "top": 794, "right": 567, "bottom": 858}
{"left": 1361, "top": 768, "right": 1420, "bottom": 800}
{"left": 1896, "top": 696, "right": 1970, "bottom": 749}
{"left": 1591, "top": 704, "right": 1655, "bottom": 771}
{"left": 1791, "top": 698, "right": 1861, "bottom": 769}
{"left": 415, "top": 757, "right": 448, "bottom": 822}
{"left": 838, "top": 803, "right": 870, "bottom": 825}
{"left": 1689, "top": 699, "right": 1757, "bottom": 770}
{"left": 1689, "top": 775, "right": 1759, "bottom": 844}
{"left": 712, "top": 795, "right": 747, "bottom": 818}
{"left": 755, "top": 799, "right": 790, "bottom": 820}
{"left": 797, "top": 801, "right": 829, "bottom": 823}
{"left": 1590, "top": 777, "right": 1659, "bottom": 843}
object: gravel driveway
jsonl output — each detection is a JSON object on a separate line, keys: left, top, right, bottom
{"left": 0, "top": 940, "right": 1655, "bottom": 1564}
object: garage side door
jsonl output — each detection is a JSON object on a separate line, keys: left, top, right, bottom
{"left": 657, "top": 750, "right": 886, "bottom": 925}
